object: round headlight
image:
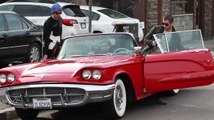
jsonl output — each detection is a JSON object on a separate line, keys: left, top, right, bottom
{"left": 7, "top": 73, "right": 15, "bottom": 83}
{"left": 82, "top": 69, "right": 92, "bottom": 80}
{"left": 92, "top": 70, "right": 101, "bottom": 80}
{"left": 0, "top": 74, "right": 7, "bottom": 84}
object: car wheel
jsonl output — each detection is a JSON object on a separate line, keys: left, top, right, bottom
{"left": 25, "top": 43, "right": 41, "bottom": 63}
{"left": 15, "top": 108, "right": 39, "bottom": 120}
{"left": 104, "top": 78, "right": 127, "bottom": 119}
{"left": 167, "top": 89, "right": 180, "bottom": 96}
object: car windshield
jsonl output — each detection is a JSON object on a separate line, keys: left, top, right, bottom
{"left": 153, "top": 29, "right": 205, "bottom": 53}
{"left": 98, "top": 8, "right": 129, "bottom": 19}
{"left": 58, "top": 34, "right": 137, "bottom": 59}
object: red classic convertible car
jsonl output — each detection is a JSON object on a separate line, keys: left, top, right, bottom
{"left": 0, "top": 30, "right": 214, "bottom": 119}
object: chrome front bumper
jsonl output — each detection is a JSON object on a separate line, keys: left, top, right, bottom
{"left": 0, "top": 83, "right": 114, "bottom": 109}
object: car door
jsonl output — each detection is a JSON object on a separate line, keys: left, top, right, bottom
{"left": 4, "top": 13, "right": 31, "bottom": 58}
{"left": 144, "top": 50, "right": 214, "bottom": 93}
{"left": 0, "top": 13, "right": 11, "bottom": 59}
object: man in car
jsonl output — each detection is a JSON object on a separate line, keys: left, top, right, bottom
{"left": 43, "top": 2, "right": 62, "bottom": 60}
{"left": 100, "top": 40, "right": 114, "bottom": 54}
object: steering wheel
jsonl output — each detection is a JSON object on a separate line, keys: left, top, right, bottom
{"left": 112, "top": 48, "right": 132, "bottom": 55}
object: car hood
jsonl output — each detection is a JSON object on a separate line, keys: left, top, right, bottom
{"left": 16, "top": 55, "right": 134, "bottom": 83}
{"left": 24, "top": 55, "right": 132, "bottom": 73}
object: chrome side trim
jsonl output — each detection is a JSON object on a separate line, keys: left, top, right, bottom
{"left": 4, "top": 83, "right": 114, "bottom": 92}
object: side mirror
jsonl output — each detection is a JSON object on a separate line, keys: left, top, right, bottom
{"left": 134, "top": 46, "right": 142, "bottom": 55}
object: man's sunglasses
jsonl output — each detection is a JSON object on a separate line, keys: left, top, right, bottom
{"left": 55, "top": 12, "right": 62, "bottom": 15}
{"left": 162, "top": 22, "right": 169, "bottom": 26}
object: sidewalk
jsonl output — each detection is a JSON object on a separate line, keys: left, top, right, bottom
{"left": 0, "top": 38, "right": 213, "bottom": 120}
{"left": 0, "top": 96, "right": 16, "bottom": 120}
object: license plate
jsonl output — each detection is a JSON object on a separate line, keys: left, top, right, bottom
{"left": 33, "top": 98, "right": 52, "bottom": 109}
{"left": 81, "top": 23, "right": 86, "bottom": 29}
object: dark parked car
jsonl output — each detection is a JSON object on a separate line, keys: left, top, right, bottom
{"left": 0, "top": 11, "right": 43, "bottom": 63}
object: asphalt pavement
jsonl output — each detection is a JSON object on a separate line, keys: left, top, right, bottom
{"left": 0, "top": 38, "right": 213, "bottom": 120}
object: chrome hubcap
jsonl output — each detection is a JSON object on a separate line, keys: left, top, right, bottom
{"left": 115, "top": 86, "right": 123, "bottom": 111}
{"left": 30, "top": 46, "right": 40, "bottom": 62}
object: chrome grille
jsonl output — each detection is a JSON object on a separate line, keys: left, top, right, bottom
{"left": 7, "top": 87, "right": 86, "bottom": 107}
{"left": 28, "top": 88, "right": 43, "bottom": 95}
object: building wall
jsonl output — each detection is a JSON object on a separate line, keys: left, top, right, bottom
{"left": 173, "top": 14, "right": 193, "bottom": 31}
{"left": 65, "top": 0, "right": 213, "bottom": 38}
{"left": 204, "top": 0, "right": 213, "bottom": 37}
{"left": 70, "top": 0, "right": 87, "bottom": 5}
{"left": 162, "top": 0, "right": 170, "bottom": 17}
{"left": 132, "top": 0, "right": 145, "bottom": 22}
{"left": 145, "top": 0, "right": 158, "bottom": 33}
{"left": 145, "top": 0, "right": 193, "bottom": 33}
{"left": 136, "top": 0, "right": 213, "bottom": 38}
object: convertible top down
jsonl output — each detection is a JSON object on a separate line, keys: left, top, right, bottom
{"left": 0, "top": 30, "right": 214, "bottom": 119}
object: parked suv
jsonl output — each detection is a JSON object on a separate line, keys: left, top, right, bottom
{"left": 0, "top": 11, "right": 43, "bottom": 63}
{"left": 0, "top": 0, "right": 89, "bottom": 39}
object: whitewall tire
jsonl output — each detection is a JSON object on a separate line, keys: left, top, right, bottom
{"left": 168, "top": 89, "right": 180, "bottom": 96}
{"left": 104, "top": 78, "right": 127, "bottom": 118}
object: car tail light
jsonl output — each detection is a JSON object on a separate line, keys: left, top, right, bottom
{"left": 62, "top": 19, "right": 78, "bottom": 26}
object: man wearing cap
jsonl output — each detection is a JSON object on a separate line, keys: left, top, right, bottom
{"left": 43, "top": 2, "right": 62, "bottom": 60}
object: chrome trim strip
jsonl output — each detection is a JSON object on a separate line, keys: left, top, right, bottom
{"left": 0, "top": 45, "right": 29, "bottom": 50}
{"left": 4, "top": 83, "right": 115, "bottom": 91}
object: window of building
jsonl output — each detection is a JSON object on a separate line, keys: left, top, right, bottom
{"left": 171, "top": 0, "right": 191, "bottom": 14}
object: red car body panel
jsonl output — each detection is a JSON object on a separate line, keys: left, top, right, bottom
{"left": 144, "top": 49, "right": 214, "bottom": 93}
{"left": 2, "top": 49, "right": 214, "bottom": 101}
{"left": 1, "top": 32, "right": 214, "bottom": 120}
{"left": 0, "top": 55, "right": 146, "bottom": 100}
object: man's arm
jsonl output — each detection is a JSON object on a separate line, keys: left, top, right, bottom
{"left": 144, "top": 25, "right": 163, "bottom": 47}
{"left": 43, "top": 20, "right": 52, "bottom": 55}
{"left": 144, "top": 26, "right": 156, "bottom": 47}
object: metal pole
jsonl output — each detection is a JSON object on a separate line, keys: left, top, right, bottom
{"left": 88, "top": 0, "right": 92, "bottom": 33}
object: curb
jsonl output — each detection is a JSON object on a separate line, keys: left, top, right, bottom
{"left": 0, "top": 107, "right": 17, "bottom": 120}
